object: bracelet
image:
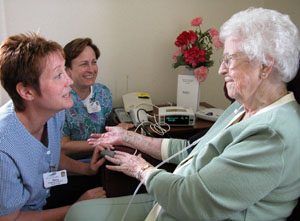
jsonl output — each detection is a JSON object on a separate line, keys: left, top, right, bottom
{"left": 137, "top": 164, "right": 152, "bottom": 180}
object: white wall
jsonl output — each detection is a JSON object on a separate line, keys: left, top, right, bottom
{"left": 1, "top": 0, "right": 299, "bottom": 109}
{"left": 0, "top": 0, "right": 9, "bottom": 105}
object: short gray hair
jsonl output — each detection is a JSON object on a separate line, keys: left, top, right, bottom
{"left": 220, "top": 7, "right": 300, "bottom": 83}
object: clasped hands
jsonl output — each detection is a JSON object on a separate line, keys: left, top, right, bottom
{"left": 88, "top": 126, "right": 152, "bottom": 181}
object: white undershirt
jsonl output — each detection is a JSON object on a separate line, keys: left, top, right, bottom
{"left": 82, "top": 86, "right": 93, "bottom": 107}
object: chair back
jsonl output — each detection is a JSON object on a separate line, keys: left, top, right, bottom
{"left": 287, "top": 199, "right": 300, "bottom": 220}
{"left": 287, "top": 67, "right": 300, "bottom": 104}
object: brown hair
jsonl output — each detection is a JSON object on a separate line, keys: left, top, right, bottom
{"left": 0, "top": 32, "right": 64, "bottom": 111}
{"left": 64, "top": 38, "right": 100, "bottom": 68}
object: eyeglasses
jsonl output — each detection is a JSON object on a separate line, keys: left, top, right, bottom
{"left": 220, "top": 53, "right": 248, "bottom": 68}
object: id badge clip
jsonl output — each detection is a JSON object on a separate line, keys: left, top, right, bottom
{"left": 43, "top": 170, "right": 68, "bottom": 189}
{"left": 87, "top": 100, "right": 101, "bottom": 113}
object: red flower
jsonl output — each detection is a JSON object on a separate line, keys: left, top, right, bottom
{"left": 183, "top": 46, "right": 206, "bottom": 68}
{"left": 172, "top": 16, "right": 223, "bottom": 76}
{"left": 194, "top": 66, "right": 208, "bottom": 83}
{"left": 212, "top": 35, "right": 224, "bottom": 49}
{"left": 191, "top": 17, "right": 203, "bottom": 26}
{"left": 172, "top": 49, "right": 182, "bottom": 62}
{"left": 209, "top": 28, "right": 219, "bottom": 37}
{"left": 175, "top": 31, "right": 198, "bottom": 48}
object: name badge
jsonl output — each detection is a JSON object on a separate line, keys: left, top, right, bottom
{"left": 43, "top": 170, "right": 68, "bottom": 188}
{"left": 87, "top": 101, "right": 101, "bottom": 113}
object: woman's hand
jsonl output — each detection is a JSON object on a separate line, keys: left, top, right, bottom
{"left": 77, "top": 187, "right": 106, "bottom": 202}
{"left": 116, "top": 122, "right": 135, "bottom": 130}
{"left": 87, "top": 147, "right": 106, "bottom": 175}
{"left": 105, "top": 151, "right": 152, "bottom": 180}
{"left": 88, "top": 126, "right": 128, "bottom": 147}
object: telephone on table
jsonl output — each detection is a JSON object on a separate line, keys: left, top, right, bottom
{"left": 195, "top": 107, "right": 224, "bottom": 122}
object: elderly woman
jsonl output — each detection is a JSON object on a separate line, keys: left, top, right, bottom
{"left": 65, "top": 7, "right": 300, "bottom": 221}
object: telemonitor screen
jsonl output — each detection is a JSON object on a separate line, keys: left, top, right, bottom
{"left": 165, "top": 115, "right": 190, "bottom": 124}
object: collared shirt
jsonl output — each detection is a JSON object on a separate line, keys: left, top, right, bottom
{"left": 0, "top": 101, "right": 63, "bottom": 215}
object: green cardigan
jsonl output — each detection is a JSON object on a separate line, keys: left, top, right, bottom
{"left": 147, "top": 93, "right": 300, "bottom": 220}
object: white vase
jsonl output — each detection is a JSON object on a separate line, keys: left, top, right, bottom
{"left": 176, "top": 68, "right": 201, "bottom": 113}
{"left": 184, "top": 68, "right": 195, "bottom": 76}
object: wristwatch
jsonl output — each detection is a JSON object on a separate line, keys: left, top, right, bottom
{"left": 137, "top": 163, "right": 152, "bottom": 180}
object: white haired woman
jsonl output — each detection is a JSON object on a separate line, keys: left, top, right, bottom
{"left": 65, "top": 7, "right": 300, "bottom": 221}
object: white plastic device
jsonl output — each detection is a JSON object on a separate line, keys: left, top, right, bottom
{"left": 195, "top": 108, "right": 224, "bottom": 122}
{"left": 122, "top": 92, "right": 153, "bottom": 112}
{"left": 158, "top": 106, "right": 195, "bottom": 126}
{"left": 129, "top": 108, "right": 148, "bottom": 126}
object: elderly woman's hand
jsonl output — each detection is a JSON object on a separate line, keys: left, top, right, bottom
{"left": 105, "top": 151, "right": 152, "bottom": 180}
{"left": 88, "top": 126, "right": 128, "bottom": 147}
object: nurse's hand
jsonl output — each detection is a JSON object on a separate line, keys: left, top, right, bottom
{"left": 87, "top": 147, "right": 106, "bottom": 175}
{"left": 116, "top": 122, "right": 135, "bottom": 130}
{"left": 77, "top": 187, "right": 106, "bottom": 202}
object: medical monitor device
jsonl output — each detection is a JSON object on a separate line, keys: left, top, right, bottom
{"left": 158, "top": 106, "right": 195, "bottom": 126}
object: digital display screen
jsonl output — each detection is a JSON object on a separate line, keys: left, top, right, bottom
{"left": 165, "top": 115, "right": 190, "bottom": 124}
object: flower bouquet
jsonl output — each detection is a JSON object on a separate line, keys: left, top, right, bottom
{"left": 172, "top": 17, "right": 223, "bottom": 83}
